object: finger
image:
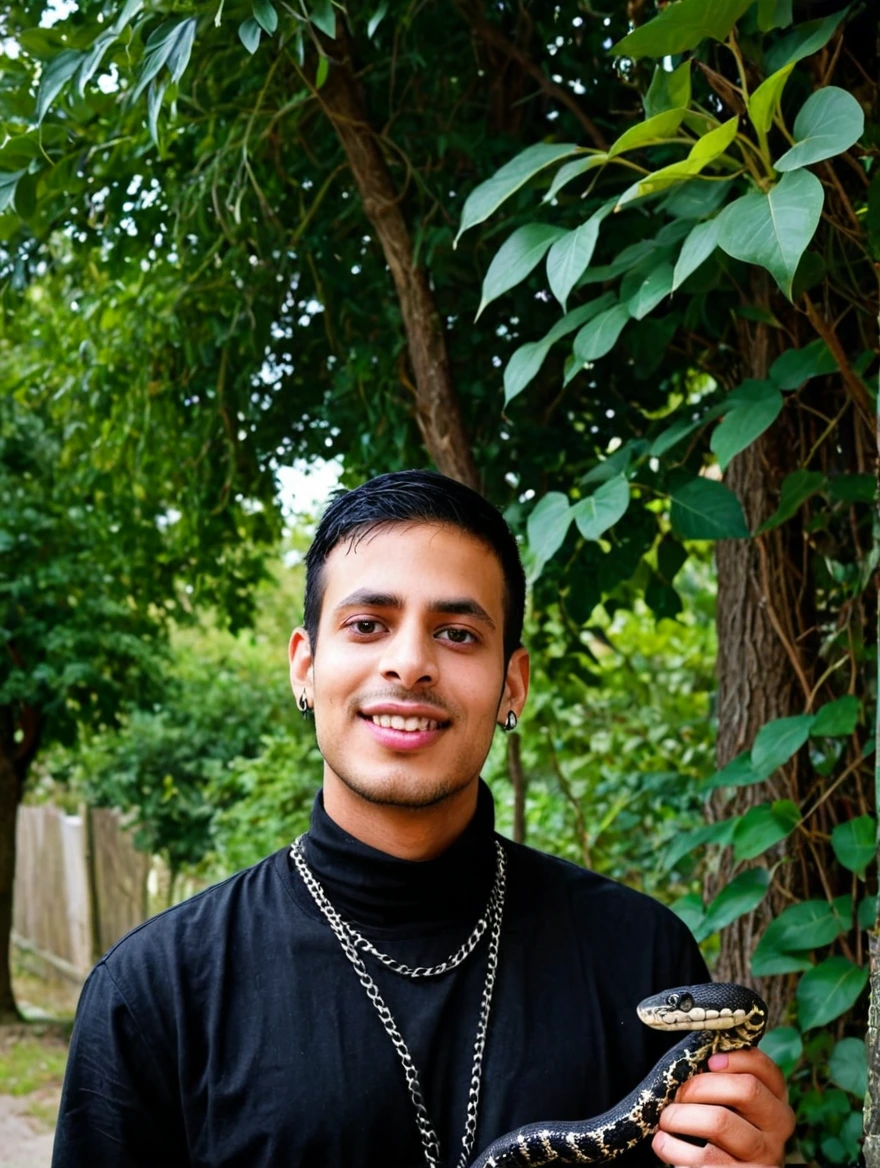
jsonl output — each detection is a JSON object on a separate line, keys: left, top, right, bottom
{"left": 704, "top": 1049, "right": 789, "bottom": 1101}
{"left": 670, "top": 1073, "right": 795, "bottom": 1144}
{"left": 657, "top": 1102, "right": 770, "bottom": 1163}
{"left": 652, "top": 1128, "right": 769, "bottom": 1167}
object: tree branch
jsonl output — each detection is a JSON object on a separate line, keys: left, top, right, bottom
{"left": 312, "top": 29, "right": 480, "bottom": 489}
{"left": 461, "top": 4, "right": 609, "bottom": 150}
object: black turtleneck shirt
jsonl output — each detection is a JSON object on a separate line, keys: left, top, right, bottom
{"left": 53, "top": 784, "right": 708, "bottom": 1168}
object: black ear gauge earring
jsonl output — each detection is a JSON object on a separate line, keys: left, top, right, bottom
{"left": 501, "top": 711, "right": 518, "bottom": 732}
{"left": 298, "top": 690, "right": 311, "bottom": 718}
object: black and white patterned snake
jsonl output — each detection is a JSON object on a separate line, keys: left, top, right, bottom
{"left": 468, "top": 983, "right": 768, "bottom": 1167}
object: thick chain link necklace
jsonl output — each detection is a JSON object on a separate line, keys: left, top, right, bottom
{"left": 290, "top": 835, "right": 507, "bottom": 1168}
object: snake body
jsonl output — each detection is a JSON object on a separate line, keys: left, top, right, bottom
{"left": 468, "top": 983, "right": 768, "bottom": 1167}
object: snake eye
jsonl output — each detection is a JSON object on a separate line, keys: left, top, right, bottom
{"left": 666, "top": 993, "right": 680, "bottom": 1008}
{"left": 679, "top": 993, "right": 694, "bottom": 1011}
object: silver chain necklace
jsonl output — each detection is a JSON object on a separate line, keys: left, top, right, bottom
{"left": 290, "top": 835, "right": 507, "bottom": 1168}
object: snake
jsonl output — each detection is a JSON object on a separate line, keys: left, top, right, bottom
{"left": 468, "top": 982, "right": 768, "bottom": 1167}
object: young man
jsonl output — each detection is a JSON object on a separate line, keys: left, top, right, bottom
{"left": 53, "top": 470, "right": 794, "bottom": 1168}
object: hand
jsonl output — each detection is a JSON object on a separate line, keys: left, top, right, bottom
{"left": 651, "top": 1048, "right": 795, "bottom": 1167}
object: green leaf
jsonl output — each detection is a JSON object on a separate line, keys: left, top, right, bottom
{"left": 649, "top": 401, "right": 726, "bottom": 458}
{"left": 858, "top": 895, "right": 877, "bottom": 930}
{"left": 543, "top": 155, "right": 608, "bottom": 203}
{"left": 253, "top": 0, "right": 279, "bottom": 35}
{"left": 617, "top": 158, "right": 707, "bottom": 208}
{"left": 751, "top": 714, "right": 815, "bottom": 777}
{"left": 367, "top": 3, "right": 388, "bottom": 38}
{"left": 456, "top": 143, "right": 578, "bottom": 242}
{"left": 546, "top": 204, "right": 613, "bottom": 309}
{"left": 309, "top": 0, "right": 337, "bottom": 38}
{"left": 572, "top": 476, "right": 631, "bottom": 541}
{"left": 759, "top": 1027, "right": 803, "bottom": 1076}
{"left": 752, "top": 945, "right": 813, "bottom": 976}
{"left": 695, "top": 867, "right": 771, "bottom": 942}
{"left": 131, "top": 20, "right": 196, "bottom": 103}
{"left": 663, "top": 818, "right": 738, "bottom": 871}
{"left": 689, "top": 117, "right": 739, "bottom": 163}
{"left": 74, "top": 29, "right": 118, "bottom": 98}
{"left": 503, "top": 294, "right": 616, "bottom": 405}
{"left": 756, "top": 469, "right": 827, "bottom": 532}
{"left": 36, "top": 49, "right": 83, "bottom": 124}
{"left": 672, "top": 219, "right": 720, "bottom": 290}
{"left": 608, "top": 109, "right": 687, "bottom": 157}
{"left": 733, "top": 800, "right": 800, "bottom": 862}
{"left": 663, "top": 180, "right": 730, "bottom": 220}
{"left": 765, "top": 8, "right": 849, "bottom": 72}
{"left": 775, "top": 87, "right": 864, "bottom": 173}
{"left": 670, "top": 477, "right": 749, "bottom": 541}
{"left": 644, "top": 61, "right": 691, "bottom": 118}
{"left": 166, "top": 18, "right": 197, "bottom": 84}
{"left": 612, "top": 0, "right": 755, "bottom": 59}
{"left": 747, "top": 64, "right": 795, "bottom": 135}
{"left": 760, "top": 898, "right": 849, "bottom": 952}
{"left": 829, "top": 1037, "right": 867, "bottom": 1098}
{"left": 758, "top": 0, "right": 793, "bottom": 30}
{"left": 716, "top": 169, "right": 824, "bottom": 300}
{"left": 812, "top": 695, "right": 860, "bottom": 737}
{"left": 628, "top": 263, "right": 675, "bottom": 320}
{"left": 769, "top": 339, "right": 837, "bottom": 389}
{"left": 238, "top": 18, "right": 262, "bottom": 54}
{"left": 0, "top": 170, "right": 26, "bottom": 215}
{"left": 828, "top": 474, "right": 877, "bottom": 504}
{"left": 703, "top": 750, "right": 765, "bottom": 792}
{"left": 570, "top": 303, "right": 632, "bottom": 369}
{"left": 527, "top": 492, "right": 572, "bottom": 570}
{"left": 478, "top": 224, "right": 566, "bottom": 317}
{"left": 831, "top": 816, "right": 876, "bottom": 879}
{"left": 670, "top": 891, "right": 705, "bottom": 935}
{"left": 797, "top": 957, "right": 868, "bottom": 1030}
{"left": 147, "top": 78, "right": 168, "bottom": 149}
{"left": 315, "top": 54, "right": 329, "bottom": 89}
{"left": 710, "top": 379, "right": 784, "bottom": 471}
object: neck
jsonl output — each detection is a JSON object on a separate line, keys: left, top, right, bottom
{"left": 321, "top": 775, "right": 480, "bottom": 861}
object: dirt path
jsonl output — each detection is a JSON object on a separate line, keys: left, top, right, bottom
{"left": 0, "top": 1090, "right": 58, "bottom": 1168}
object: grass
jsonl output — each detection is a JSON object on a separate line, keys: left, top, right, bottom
{"left": 0, "top": 1032, "right": 69, "bottom": 1096}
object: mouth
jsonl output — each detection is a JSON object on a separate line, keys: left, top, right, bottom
{"left": 360, "top": 713, "right": 449, "bottom": 733}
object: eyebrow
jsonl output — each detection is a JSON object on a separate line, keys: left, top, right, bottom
{"left": 334, "top": 589, "right": 497, "bottom": 629}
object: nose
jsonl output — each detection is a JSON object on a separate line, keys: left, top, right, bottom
{"left": 378, "top": 620, "right": 436, "bottom": 689}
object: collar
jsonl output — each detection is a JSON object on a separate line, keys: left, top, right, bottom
{"left": 298, "top": 781, "right": 498, "bottom": 930}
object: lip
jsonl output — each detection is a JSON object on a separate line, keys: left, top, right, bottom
{"left": 359, "top": 701, "right": 450, "bottom": 721}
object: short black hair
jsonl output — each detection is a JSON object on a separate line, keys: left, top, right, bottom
{"left": 303, "top": 470, "right": 525, "bottom": 663}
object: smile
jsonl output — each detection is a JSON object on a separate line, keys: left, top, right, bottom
{"left": 366, "top": 714, "right": 443, "bottom": 732}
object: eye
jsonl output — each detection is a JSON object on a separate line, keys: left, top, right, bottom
{"left": 667, "top": 993, "right": 680, "bottom": 1008}
{"left": 438, "top": 627, "right": 477, "bottom": 645}
{"left": 679, "top": 993, "right": 694, "bottom": 1011}
{"left": 349, "top": 619, "right": 382, "bottom": 635}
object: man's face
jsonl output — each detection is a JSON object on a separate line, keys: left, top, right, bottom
{"left": 290, "top": 522, "right": 528, "bottom": 812}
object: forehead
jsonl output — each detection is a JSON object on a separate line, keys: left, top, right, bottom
{"left": 319, "top": 522, "right": 506, "bottom": 616}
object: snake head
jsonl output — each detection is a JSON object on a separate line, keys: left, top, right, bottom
{"left": 637, "top": 983, "right": 769, "bottom": 1038}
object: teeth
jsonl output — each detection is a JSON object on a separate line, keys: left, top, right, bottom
{"left": 370, "top": 715, "right": 439, "bottom": 732}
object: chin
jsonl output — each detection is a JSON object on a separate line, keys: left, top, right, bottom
{"left": 331, "top": 768, "right": 474, "bottom": 811}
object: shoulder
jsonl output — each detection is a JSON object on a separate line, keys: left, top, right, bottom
{"left": 98, "top": 848, "right": 292, "bottom": 985}
{"left": 501, "top": 837, "right": 704, "bottom": 969}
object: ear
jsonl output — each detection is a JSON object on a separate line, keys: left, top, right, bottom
{"left": 498, "top": 647, "right": 530, "bottom": 723}
{"left": 289, "top": 627, "right": 314, "bottom": 703}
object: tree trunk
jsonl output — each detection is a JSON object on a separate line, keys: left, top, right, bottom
{"left": 865, "top": 923, "right": 880, "bottom": 1168}
{"left": 506, "top": 733, "right": 527, "bottom": 845}
{"left": 710, "top": 282, "right": 815, "bottom": 1027}
{"left": 314, "top": 28, "right": 480, "bottom": 491}
{"left": 0, "top": 734, "right": 22, "bottom": 1023}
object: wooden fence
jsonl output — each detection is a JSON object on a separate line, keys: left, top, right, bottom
{"left": 12, "top": 804, "right": 149, "bottom": 983}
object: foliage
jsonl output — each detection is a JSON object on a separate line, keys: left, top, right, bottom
{"left": 460, "top": 2, "right": 877, "bottom": 1161}
{"left": 0, "top": 1033, "right": 68, "bottom": 1095}
{"left": 487, "top": 581, "right": 716, "bottom": 902}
